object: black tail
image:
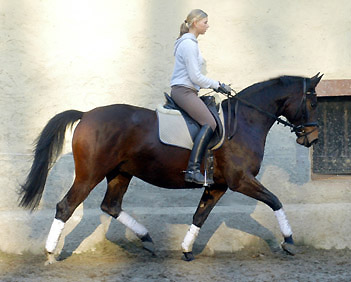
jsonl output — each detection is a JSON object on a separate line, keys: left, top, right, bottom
{"left": 19, "top": 110, "right": 84, "bottom": 210}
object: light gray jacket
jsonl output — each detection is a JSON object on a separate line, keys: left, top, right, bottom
{"left": 170, "top": 33, "right": 219, "bottom": 91}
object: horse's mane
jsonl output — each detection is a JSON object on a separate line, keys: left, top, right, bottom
{"left": 237, "top": 76, "right": 302, "bottom": 98}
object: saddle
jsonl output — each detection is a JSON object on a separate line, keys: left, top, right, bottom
{"left": 156, "top": 93, "right": 225, "bottom": 185}
{"left": 156, "top": 93, "right": 225, "bottom": 151}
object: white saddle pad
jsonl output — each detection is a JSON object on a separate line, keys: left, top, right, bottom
{"left": 156, "top": 103, "right": 225, "bottom": 150}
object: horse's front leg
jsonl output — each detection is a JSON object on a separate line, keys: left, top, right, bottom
{"left": 181, "top": 186, "right": 227, "bottom": 261}
{"left": 234, "top": 175, "right": 296, "bottom": 255}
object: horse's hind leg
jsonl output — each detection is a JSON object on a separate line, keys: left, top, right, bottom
{"left": 45, "top": 179, "right": 99, "bottom": 265}
{"left": 181, "top": 186, "right": 227, "bottom": 261}
{"left": 100, "top": 172, "right": 154, "bottom": 254}
{"left": 234, "top": 175, "right": 296, "bottom": 255}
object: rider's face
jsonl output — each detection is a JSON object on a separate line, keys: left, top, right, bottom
{"left": 194, "top": 17, "right": 209, "bottom": 35}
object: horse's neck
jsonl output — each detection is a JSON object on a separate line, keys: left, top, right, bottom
{"left": 236, "top": 85, "right": 285, "bottom": 132}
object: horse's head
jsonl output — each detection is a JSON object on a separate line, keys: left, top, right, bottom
{"left": 282, "top": 73, "right": 323, "bottom": 148}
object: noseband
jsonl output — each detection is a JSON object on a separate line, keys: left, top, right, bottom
{"left": 225, "top": 78, "right": 318, "bottom": 140}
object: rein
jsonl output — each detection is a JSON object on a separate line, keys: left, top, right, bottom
{"left": 222, "top": 78, "right": 318, "bottom": 140}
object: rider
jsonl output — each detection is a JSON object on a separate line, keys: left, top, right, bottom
{"left": 170, "top": 9, "right": 231, "bottom": 185}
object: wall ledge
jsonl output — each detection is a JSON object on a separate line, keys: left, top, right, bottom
{"left": 316, "top": 79, "right": 351, "bottom": 97}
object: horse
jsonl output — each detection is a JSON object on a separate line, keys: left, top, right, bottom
{"left": 19, "top": 73, "right": 323, "bottom": 264}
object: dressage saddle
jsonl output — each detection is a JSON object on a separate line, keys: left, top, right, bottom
{"left": 162, "top": 93, "right": 224, "bottom": 150}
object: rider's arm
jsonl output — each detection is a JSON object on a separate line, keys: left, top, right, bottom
{"left": 181, "top": 40, "right": 219, "bottom": 90}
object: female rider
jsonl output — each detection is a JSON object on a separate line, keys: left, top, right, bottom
{"left": 170, "top": 9, "right": 231, "bottom": 185}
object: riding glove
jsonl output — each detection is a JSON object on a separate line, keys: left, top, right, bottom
{"left": 215, "top": 83, "right": 231, "bottom": 95}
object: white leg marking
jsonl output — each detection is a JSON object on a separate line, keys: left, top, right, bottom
{"left": 274, "top": 208, "right": 293, "bottom": 237}
{"left": 117, "top": 211, "right": 148, "bottom": 238}
{"left": 181, "top": 224, "right": 200, "bottom": 252}
{"left": 45, "top": 218, "right": 65, "bottom": 253}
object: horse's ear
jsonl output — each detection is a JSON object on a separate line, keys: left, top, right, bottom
{"left": 311, "top": 73, "right": 324, "bottom": 87}
{"left": 311, "top": 72, "right": 320, "bottom": 80}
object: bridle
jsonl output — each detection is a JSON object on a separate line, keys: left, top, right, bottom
{"left": 225, "top": 78, "right": 319, "bottom": 140}
{"left": 289, "top": 78, "right": 319, "bottom": 139}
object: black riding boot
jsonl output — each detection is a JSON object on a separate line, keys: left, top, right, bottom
{"left": 185, "top": 125, "right": 214, "bottom": 185}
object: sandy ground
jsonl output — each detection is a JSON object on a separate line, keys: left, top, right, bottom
{"left": 1, "top": 240, "right": 351, "bottom": 282}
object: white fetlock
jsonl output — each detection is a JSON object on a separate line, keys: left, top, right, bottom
{"left": 181, "top": 224, "right": 200, "bottom": 253}
{"left": 274, "top": 208, "right": 292, "bottom": 237}
{"left": 45, "top": 218, "right": 65, "bottom": 254}
{"left": 117, "top": 211, "right": 148, "bottom": 238}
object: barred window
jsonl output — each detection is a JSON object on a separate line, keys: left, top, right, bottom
{"left": 312, "top": 80, "right": 351, "bottom": 175}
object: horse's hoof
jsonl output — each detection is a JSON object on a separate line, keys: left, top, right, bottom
{"left": 45, "top": 252, "right": 57, "bottom": 265}
{"left": 142, "top": 241, "right": 156, "bottom": 256}
{"left": 182, "top": 252, "right": 195, "bottom": 261}
{"left": 281, "top": 242, "right": 297, "bottom": 256}
{"left": 141, "top": 233, "right": 156, "bottom": 256}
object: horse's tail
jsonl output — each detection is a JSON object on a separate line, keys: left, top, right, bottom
{"left": 19, "top": 110, "right": 84, "bottom": 210}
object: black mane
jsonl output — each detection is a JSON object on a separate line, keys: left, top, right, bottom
{"left": 237, "top": 76, "right": 303, "bottom": 98}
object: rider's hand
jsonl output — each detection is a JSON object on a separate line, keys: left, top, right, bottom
{"left": 214, "top": 82, "right": 231, "bottom": 95}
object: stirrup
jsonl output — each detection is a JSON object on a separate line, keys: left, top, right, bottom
{"left": 203, "top": 168, "right": 214, "bottom": 186}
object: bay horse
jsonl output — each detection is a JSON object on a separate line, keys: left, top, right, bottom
{"left": 19, "top": 73, "right": 322, "bottom": 264}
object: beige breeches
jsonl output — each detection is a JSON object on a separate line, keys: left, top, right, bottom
{"left": 171, "top": 86, "right": 216, "bottom": 131}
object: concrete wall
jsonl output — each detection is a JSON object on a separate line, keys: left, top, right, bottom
{"left": 0, "top": 0, "right": 350, "bottom": 255}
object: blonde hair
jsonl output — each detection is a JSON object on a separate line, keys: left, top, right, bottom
{"left": 178, "top": 9, "right": 208, "bottom": 38}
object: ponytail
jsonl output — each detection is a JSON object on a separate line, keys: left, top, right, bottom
{"left": 178, "top": 21, "right": 190, "bottom": 39}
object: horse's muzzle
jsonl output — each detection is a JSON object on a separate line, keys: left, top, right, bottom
{"left": 296, "top": 126, "right": 319, "bottom": 148}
